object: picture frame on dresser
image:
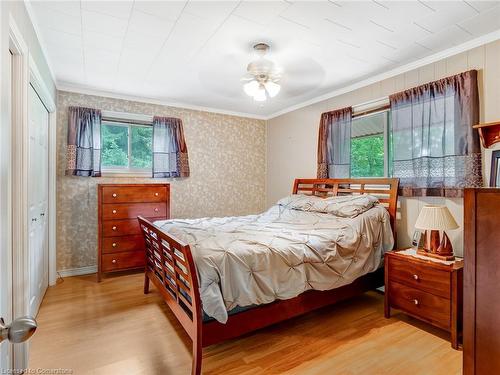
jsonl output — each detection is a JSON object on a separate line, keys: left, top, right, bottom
{"left": 97, "top": 183, "right": 170, "bottom": 281}
{"left": 489, "top": 150, "right": 500, "bottom": 187}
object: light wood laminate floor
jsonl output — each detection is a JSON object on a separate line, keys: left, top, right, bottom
{"left": 29, "top": 272, "right": 462, "bottom": 375}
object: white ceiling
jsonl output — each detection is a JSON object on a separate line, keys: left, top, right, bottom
{"left": 28, "top": 1, "right": 500, "bottom": 118}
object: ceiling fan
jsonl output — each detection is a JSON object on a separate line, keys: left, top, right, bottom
{"left": 242, "top": 43, "right": 281, "bottom": 102}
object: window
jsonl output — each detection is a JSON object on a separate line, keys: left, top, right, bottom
{"left": 101, "top": 120, "right": 153, "bottom": 173}
{"left": 350, "top": 110, "right": 390, "bottom": 178}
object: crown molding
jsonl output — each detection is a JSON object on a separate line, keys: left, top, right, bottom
{"left": 57, "top": 82, "right": 269, "bottom": 120}
{"left": 266, "top": 29, "right": 500, "bottom": 120}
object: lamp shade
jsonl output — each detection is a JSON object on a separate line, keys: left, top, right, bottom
{"left": 415, "top": 205, "right": 459, "bottom": 230}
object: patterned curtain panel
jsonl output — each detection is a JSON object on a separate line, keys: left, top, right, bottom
{"left": 317, "top": 107, "right": 352, "bottom": 178}
{"left": 390, "top": 70, "right": 482, "bottom": 197}
{"left": 66, "top": 106, "right": 102, "bottom": 177}
{"left": 152, "top": 116, "right": 190, "bottom": 178}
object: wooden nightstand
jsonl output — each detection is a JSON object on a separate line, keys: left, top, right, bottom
{"left": 384, "top": 249, "right": 463, "bottom": 349}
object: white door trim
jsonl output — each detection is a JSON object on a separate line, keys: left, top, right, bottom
{"left": 8, "top": 14, "right": 57, "bottom": 371}
{"left": 9, "top": 14, "right": 30, "bottom": 371}
{"left": 28, "top": 55, "right": 57, "bottom": 286}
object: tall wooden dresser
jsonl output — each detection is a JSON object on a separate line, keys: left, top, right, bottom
{"left": 98, "top": 183, "right": 170, "bottom": 281}
{"left": 464, "top": 188, "right": 500, "bottom": 374}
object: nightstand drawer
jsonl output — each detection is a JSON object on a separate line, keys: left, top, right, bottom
{"left": 389, "top": 280, "right": 450, "bottom": 330}
{"left": 388, "top": 256, "right": 451, "bottom": 298}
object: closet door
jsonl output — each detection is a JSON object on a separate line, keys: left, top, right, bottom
{"left": 28, "top": 85, "right": 49, "bottom": 316}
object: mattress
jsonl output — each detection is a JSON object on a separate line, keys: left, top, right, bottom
{"left": 154, "top": 198, "right": 394, "bottom": 324}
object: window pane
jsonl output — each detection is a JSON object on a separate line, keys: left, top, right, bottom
{"left": 350, "top": 111, "right": 387, "bottom": 178}
{"left": 130, "top": 126, "right": 153, "bottom": 169}
{"left": 351, "top": 134, "right": 384, "bottom": 177}
{"left": 101, "top": 123, "right": 128, "bottom": 168}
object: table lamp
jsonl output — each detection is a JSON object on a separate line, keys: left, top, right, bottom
{"left": 415, "top": 205, "right": 459, "bottom": 261}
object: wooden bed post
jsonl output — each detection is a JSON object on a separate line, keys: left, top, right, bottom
{"left": 138, "top": 216, "right": 204, "bottom": 375}
{"left": 143, "top": 273, "right": 150, "bottom": 295}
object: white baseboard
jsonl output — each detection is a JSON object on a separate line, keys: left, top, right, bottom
{"left": 57, "top": 265, "right": 97, "bottom": 278}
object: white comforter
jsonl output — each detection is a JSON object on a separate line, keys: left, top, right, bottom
{"left": 155, "top": 199, "right": 393, "bottom": 323}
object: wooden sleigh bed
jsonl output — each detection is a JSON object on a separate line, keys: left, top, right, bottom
{"left": 138, "top": 178, "right": 399, "bottom": 375}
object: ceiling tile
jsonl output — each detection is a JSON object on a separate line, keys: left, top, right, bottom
{"left": 417, "top": 24, "right": 475, "bottom": 51}
{"left": 118, "top": 48, "right": 157, "bottom": 76}
{"left": 83, "top": 31, "right": 123, "bottom": 54}
{"left": 127, "top": 10, "right": 175, "bottom": 38}
{"left": 81, "top": 10, "right": 129, "bottom": 38}
{"left": 183, "top": 1, "right": 239, "bottom": 24}
{"left": 85, "top": 48, "right": 121, "bottom": 72}
{"left": 40, "top": 1, "right": 81, "bottom": 17}
{"left": 159, "top": 12, "right": 223, "bottom": 63}
{"left": 461, "top": 1, "right": 499, "bottom": 13}
{"left": 39, "top": 27, "right": 82, "bottom": 52}
{"left": 413, "top": 1, "right": 476, "bottom": 33}
{"left": 458, "top": 5, "right": 500, "bottom": 36}
{"left": 233, "top": 0, "right": 289, "bottom": 26}
{"left": 30, "top": 3, "right": 82, "bottom": 35}
{"left": 122, "top": 30, "right": 165, "bottom": 54}
{"left": 133, "top": 1, "right": 187, "bottom": 22}
{"left": 81, "top": 1, "right": 133, "bottom": 20}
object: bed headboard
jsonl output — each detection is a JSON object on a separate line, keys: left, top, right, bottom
{"left": 293, "top": 178, "right": 400, "bottom": 239}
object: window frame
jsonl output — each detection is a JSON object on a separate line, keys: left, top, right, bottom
{"left": 100, "top": 111, "right": 154, "bottom": 177}
{"left": 350, "top": 105, "right": 391, "bottom": 178}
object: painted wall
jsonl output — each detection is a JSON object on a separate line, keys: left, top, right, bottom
{"left": 56, "top": 91, "right": 266, "bottom": 271}
{"left": 267, "top": 40, "right": 500, "bottom": 257}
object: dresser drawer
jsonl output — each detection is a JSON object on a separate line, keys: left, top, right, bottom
{"left": 388, "top": 256, "right": 451, "bottom": 298}
{"left": 102, "top": 219, "right": 142, "bottom": 237}
{"left": 101, "top": 186, "right": 168, "bottom": 204}
{"left": 389, "top": 280, "right": 450, "bottom": 330}
{"left": 101, "top": 252, "right": 145, "bottom": 272}
{"left": 102, "top": 235, "right": 144, "bottom": 254}
{"left": 102, "top": 202, "right": 167, "bottom": 220}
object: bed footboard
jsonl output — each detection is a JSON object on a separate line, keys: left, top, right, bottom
{"left": 138, "top": 216, "right": 203, "bottom": 375}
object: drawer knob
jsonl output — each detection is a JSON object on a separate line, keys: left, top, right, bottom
{"left": 112, "top": 209, "right": 117, "bottom": 214}
{"left": 155, "top": 192, "right": 159, "bottom": 196}
{"left": 154, "top": 208, "right": 159, "bottom": 212}
{"left": 112, "top": 226, "right": 117, "bottom": 231}
{"left": 112, "top": 193, "right": 117, "bottom": 197}
{"left": 413, "top": 299, "right": 419, "bottom": 305}
{"left": 112, "top": 243, "right": 117, "bottom": 248}
{"left": 413, "top": 274, "right": 419, "bottom": 280}
{"left": 112, "top": 259, "right": 117, "bottom": 264}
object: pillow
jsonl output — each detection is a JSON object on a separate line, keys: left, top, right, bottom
{"left": 277, "top": 193, "right": 379, "bottom": 218}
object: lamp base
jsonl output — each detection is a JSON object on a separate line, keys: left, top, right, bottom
{"left": 416, "top": 248, "right": 455, "bottom": 261}
{"left": 418, "top": 230, "right": 455, "bottom": 261}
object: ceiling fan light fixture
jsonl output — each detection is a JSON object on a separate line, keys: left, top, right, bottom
{"left": 242, "top": 42, "right": 282, "bottom": 102}
{"left": 253, "top": 84, "right": 267, "bottom": 102}
{"left": 243, "top": 80, "right": 259, "bottom": 97}
{"left": 264, "top": 81, "right": 280, "bottom": 98}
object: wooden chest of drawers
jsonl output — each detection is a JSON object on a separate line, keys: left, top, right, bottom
{"left": 98, "top": 184, "right": 170, "bottom": 281}
{"left": 384, "top": 249, "right": 463, "bottom": 349}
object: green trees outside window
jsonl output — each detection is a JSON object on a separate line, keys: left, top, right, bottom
{"left": 351, "top": 134, "right": 384, "bottom": 177}
{"left": 350, "top": 110, "right": 388, "bottom": 178}
{"left": 101, "top": 122, "right": 152, "bottom": 170}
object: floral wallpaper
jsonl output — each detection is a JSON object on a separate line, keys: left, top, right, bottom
{"left": 57, "top": 91, "right": 266, "bottom": 271}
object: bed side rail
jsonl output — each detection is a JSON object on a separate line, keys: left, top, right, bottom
{"left": 138, "top": 216, "right": 202, "bottom": 340}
